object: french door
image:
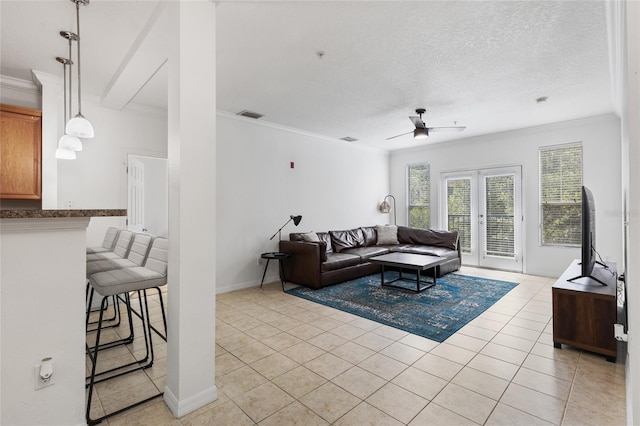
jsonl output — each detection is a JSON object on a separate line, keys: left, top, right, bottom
{"left": 441, "top": 166, "right": 522, "bottom": 272}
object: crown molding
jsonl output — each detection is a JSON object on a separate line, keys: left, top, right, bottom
{"left": 0, "top": 74, "right": 39, "bottom": 94}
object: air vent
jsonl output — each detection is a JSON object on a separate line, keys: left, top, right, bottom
{"left": 340, "top": 136, "right": 358, "bottom": 142}
{"left": 236, "top": 110, "right": 264, "bottom": 119}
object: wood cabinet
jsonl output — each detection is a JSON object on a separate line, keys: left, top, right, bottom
{"left": 0, "top": 104, "right": 42, "bottom": 199}
{"left": 552, "top": 259, "right": 618, "bottom": 361}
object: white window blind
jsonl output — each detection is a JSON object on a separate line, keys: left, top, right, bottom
{"left": 485, "top": 174, "right": 515, "bottom": 257}
{"left": 447, "top": 178, "right": 471, "bottom": 253}
{"left": 408, "top": 163, "right": 430, "bottom": 229}
{"left": 539, "top": 144, "right": 582, "bottom": 246}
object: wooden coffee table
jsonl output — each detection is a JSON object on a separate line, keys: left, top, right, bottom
{"left": 369, "top": 252, "right": 447, "bottom": 293}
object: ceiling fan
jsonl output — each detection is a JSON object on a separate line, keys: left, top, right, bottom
{"left": 386, "top": 108, "right": 466, "bottom": 140}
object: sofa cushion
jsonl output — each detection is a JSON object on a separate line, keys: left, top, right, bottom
{"left": 343, "top": 246, "right": 390, "bottom": 260}
{"left": 376, "top": 225, "right": 399, "bottom": 245}
{"left": 361, "top": 226, "right": 377, "bottom": 246}
{"left": 397, "top": 226, "right": 458, "bottom": 250}
{"left": 321, "top": 252, "right": 361, "bottom": 272}
{"left": 329, "top": 229, "right": 365, "bottom": 253}
{"left": 391, "top": 244, "right": 459, "bottom": 260}
{"left": 300, "top": 231, "right": 320, "bottom": 242}
{"left": 318, "top": 232, "right": 333, "bottom": 254}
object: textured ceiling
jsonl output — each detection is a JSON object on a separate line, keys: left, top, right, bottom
{"left": 1, "top": 1, "right": 613, "bottom": 151}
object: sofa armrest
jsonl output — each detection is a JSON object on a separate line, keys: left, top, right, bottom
{"left": 279, "top": 240, "right": 324, "bottom": 289}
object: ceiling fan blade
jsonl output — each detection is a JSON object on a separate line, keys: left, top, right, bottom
{"left": 385, "top": 130, "right": 413, "bottom": 140}
{"left": 409, "top": 116, "right": 426, "bottom": 129}
{"left": 427, "top": 126, "right": 466, "bottom": 132}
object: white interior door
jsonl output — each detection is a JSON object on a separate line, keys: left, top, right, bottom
{"left": 442, "top": 166, "right": 522, "bottom": 272}
{"left": 128, "top": 157, "right": 145, "bottom": 232}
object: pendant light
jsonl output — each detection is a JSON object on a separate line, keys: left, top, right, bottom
{"left": 55, "top": 30, "right": 82, "bottom": 159}
{"left": 65, "top": 0, "right": 94, "bottom": 139}
{"left": 55, "top": 56, "right": 77, "bottom": 160}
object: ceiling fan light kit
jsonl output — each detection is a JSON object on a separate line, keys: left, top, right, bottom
{"left": 386, "top": 107, "right": 466, "bottom": 141}
{"left": 413, "top": 128, "right": 428, "bottom": 139}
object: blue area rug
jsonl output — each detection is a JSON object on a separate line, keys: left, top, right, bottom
{"left": 286, "top": 272, "right": 518, "bottom": 342}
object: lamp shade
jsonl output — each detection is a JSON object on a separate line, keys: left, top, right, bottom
{"left": 413, "top": 127, "right": 428, "bottom": 139}
{"left": 66, "top": 115, "right": 94, "bottom": 138}
{"left": 59, "top": 134, "right": 83, "bottom": 151}
{"left": 379, "top": 200, "right": 391, "bottom": 213}
{"left": 55, "top": 147, "right": 76, "bottom": 160}
{"left": 291, "top": 215, "right": 302, "bottom": 226}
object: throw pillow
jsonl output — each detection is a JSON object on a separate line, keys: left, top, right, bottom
{"left": 300, "top": 231, "right": 320, "bottom": 242}
{"left": 376, "top": 225, "right": 399, "bottom": 245}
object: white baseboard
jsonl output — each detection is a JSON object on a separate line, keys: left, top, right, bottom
{"left": 216, "top": 275, "right": 281, "bottom": 294}
{"left": 163, "top": 385, "right": 218, "bottom": 418}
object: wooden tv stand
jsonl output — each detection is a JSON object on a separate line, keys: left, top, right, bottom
{"left": 552, "top": 259, "right": 618, "bottom": 362}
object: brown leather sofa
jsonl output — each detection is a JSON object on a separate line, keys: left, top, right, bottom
{"left": 279, "top": 225, "right": 461, "bottom": 290}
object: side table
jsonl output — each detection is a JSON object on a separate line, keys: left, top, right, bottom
{"left": 260, "top": 252, "right": 291, "bottom": 290}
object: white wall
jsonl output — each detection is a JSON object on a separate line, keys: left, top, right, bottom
{"left": 390, "top": 113, "right": 622, "bottom": 277}
{"left": 216, "top": 113, "right": 390, "bottom": 292}
{"left": 623, "top": 1, "right": 640, "bottom": 424}
{"left": 55, "top": 100, "right": 168, "bottom": 246}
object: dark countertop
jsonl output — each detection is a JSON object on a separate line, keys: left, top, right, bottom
{"left": 0, "top": 209, "right": 127, "bottom": 219}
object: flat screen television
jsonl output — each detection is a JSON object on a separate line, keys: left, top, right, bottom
{"left": 569, "top": 185, "right": 607, "bottom": 285}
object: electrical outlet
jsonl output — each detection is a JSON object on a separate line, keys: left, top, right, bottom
{"left": 34, "top": 362, "right": 55, "bottom": 390}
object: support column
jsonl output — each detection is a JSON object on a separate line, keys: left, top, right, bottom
{"left": 31, "top": 71, "right": 61, "bottom": 209}
{"left": 164, "top": 1, "right": 217, "bottom": 417}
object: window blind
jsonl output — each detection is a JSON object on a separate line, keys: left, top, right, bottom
{"left": 539, "top": 144, "right": 582, "bottom": 245}
{"left": 447, "top": 178, "right": 471, "bottom": 253}
{"left": 408, "top": 163, "right": 430, "bottom": 229}
{"left": 485, "top": 175, "right": 515, "bottom": 257}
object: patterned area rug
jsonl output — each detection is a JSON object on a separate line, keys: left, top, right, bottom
{"left": 286, "top": 272, "right": 518, "bottom": 342}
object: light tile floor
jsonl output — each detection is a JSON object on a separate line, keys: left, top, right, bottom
{"left": 88, "top": 266, "right": 626, "bottom": 425}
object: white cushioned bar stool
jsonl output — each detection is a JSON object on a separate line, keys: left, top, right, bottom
{"left": 85, "top": 230, "right": 135, "bottom": 330}
{"left": 86, "top": 233, "right": 154, "bottom": 345}
{"left": 86, "top": 229, "right": 134, "bottom": 262}
{"left": 86, "top": 227, "right": 120, "bottom": 254}
{"left": 85, "top": 237, "right": 168, "bottom": 425}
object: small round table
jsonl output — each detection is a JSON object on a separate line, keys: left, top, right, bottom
{"left": 260, "top": 252, "right": 291, "bottom": 290}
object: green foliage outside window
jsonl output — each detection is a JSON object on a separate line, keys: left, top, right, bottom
{"left": 447, "top": 179, "right": 471, "bottom": 253}
{"left": 540, "top": 144, "right": 582, "bottom": 246}
{"left": 408, "top": 163, "right": 430, "bottom": 229}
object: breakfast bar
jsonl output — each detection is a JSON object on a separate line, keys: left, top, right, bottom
{"left": 0, "top": 209, "right": 125, "bottom": 426}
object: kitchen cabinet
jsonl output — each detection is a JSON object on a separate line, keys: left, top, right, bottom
{"left": 0, "top": 104, "right": 42, "bottom": 199}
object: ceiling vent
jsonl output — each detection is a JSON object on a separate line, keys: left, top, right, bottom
{"left": 236, "top": 110, "right": 263, "bottom": 119}
{"left": 340, "top": 136, "right": 358, "bottom": 142}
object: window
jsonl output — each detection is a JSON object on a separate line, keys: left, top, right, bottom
{"left": 408, "top": 163, "right": 430, "bottom": 229}
{"left": 485, "top": 174, "right": 515, "bottom": 257}
{"left": 539, "top": 143, "right": 582, "bottom": 246}
{"left": 446, "top": 177, "right": 471, "bottom": 253}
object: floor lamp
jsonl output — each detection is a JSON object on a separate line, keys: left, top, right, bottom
{"left": 270, "top": 215, "right": 303, "bottom": 241}
{"left": 379, "top": 195, "right": 396, "bottom": 225}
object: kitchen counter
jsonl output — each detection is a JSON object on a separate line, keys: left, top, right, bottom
{"left": 0, "top": 209, "right": 126, "bottom": 219}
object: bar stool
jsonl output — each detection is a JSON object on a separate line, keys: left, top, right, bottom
{"left": 85, "top": 237, "right": 168, "bottom": 425}
{"left": 86, "top": 227, "right": 120, "bottom": 254}
{"left": 86, "top": 230, "right": 136, "bottom": 329}
{"left": 86, "top": 233, "right": 153, "bottom": 345}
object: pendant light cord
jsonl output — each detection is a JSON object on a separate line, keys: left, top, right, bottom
{"left": 75, "top": 0, "right": 83, "bottom": 116}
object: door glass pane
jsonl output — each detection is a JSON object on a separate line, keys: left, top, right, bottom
{"left": 485, "top": 175, "right": 515, "bottom": 257}
{"left": 447, "top": 178, "right": 471, "bottom": 253}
